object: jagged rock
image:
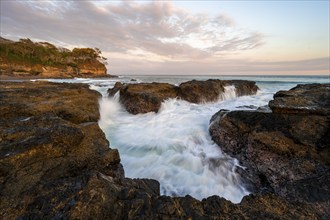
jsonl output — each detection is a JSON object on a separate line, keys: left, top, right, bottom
{"left": 109, "top": 82, "right": 179, "bottom": 114}
{"left": 108, "top": 79, "right": 258, "bottom": 114}
{"left": 209, "top": 84, "right": 330, "bottom": 218}
{"left": 269, "top": 83, "right": 330, "bottom": 115}
{"left": 0, "top": 81, "right": 101, "bottom": 123}
{"left": 178, "top": 79, "right": 258, "bottom": 103}
{"left": 0, "top": 82, "right": 149, "bottom": 219}
{"left": 0, "top": 81, "right": 321, "bottom": 219}
{"left": 178, "top": 79, "right": 227, "bottom": 103}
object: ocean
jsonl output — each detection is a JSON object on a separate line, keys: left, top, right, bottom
{"left": 45, "top": 75, "right": 329, "bottom": 203}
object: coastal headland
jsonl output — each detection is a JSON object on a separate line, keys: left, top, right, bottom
{"left": 0, "top": 37, "right": 112, "bottom": 79}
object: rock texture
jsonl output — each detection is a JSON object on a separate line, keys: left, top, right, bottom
{"left": 108, "top": 82, "right": 179, "bottom": 114}
{"left": 209, "top": 83, "right": 330, "bottom": 218}
{"left": 0, "top": 61, "right": 107, "bottom": 79}
{"left": 269, "top": 83, "right": 330, "bottom": 115}
{"left": 108, "top": 79, "right": 258, "bottom": 114}
{"left": 0, "top": 81, "right": 317, "bottom": 219}
{"left": 0, "top": 82, "right": 152, "bottom": 219}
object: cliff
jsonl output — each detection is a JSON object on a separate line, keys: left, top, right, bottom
{"left": 0, "top": 37, "right": 108, "bottom": 78}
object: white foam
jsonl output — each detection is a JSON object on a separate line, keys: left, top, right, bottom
{"left": 99, "top": 89, "right": 252, "bottom": 203}
{"left": 44, "top": 75, "right": 329, "bottom": 203}
{"left": 220, "top": 85, "right": 237, "bottom": 101}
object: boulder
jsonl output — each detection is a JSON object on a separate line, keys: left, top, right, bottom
{"left": 269, "top": 83, "right": 330, "bottom": 115}
{"left": 109, "top": 82, "right": 179, "bottom": 114}
{"left": 209, "top": 83, "right": 330, "bottom": 218}
{"left": 108, "top": 79, "right": 259, "bottom": 114}
{"left": 178, "top": 79, "right": 226, "bottom": 103}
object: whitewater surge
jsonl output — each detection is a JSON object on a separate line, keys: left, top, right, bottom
{"left": 44, "top": 75, "right": 329, "bottom": 203}
{"left": 99, "top": 86, "right": 250, "bottom": 203}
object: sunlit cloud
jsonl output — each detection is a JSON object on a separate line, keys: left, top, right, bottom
{"left": 1, "top": 0, "right": 263, "bottom": 60}
{"left": 0, "top": 0, "right": 328, "bottom": 75}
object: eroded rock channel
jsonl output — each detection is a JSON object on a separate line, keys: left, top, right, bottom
{"left": 0, "top": 81, "right": 327, "bottom": 219}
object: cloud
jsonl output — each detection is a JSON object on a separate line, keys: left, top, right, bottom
{"left": 107, "top": 57, "right": 330, "bottom": 75}
{"left": 1, "top": 0, "right": 264, "bottom": 60}
{"left": 2, "top": 1, "right": 327, "bottom": 75}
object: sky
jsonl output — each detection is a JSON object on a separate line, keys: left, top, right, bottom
{"left": 0, "top": 0, "right": 329, "bottom": 75}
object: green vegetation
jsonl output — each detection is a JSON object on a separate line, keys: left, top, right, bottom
{"left": 0, "top": 37, "right": 107, "bottom": 68}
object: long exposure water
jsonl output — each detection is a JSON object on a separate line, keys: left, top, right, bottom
{"left": 46, "top": 75, "right": 329, "bottom": 203}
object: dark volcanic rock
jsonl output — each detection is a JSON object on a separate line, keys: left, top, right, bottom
{"left": 269, "top": 83, "right": 330, "bottom": 115}
{"left": 179, "top": 79, "right": 258, "bottom": 103}
{"left": 109, "top": 82, "right": 179, "bottom": 114}
{"left": 0, "top": 82, "right": 156, "bottom": 219}
{"left": 0, "top": 81, "right": 101, "bottom": 123}
{"left": 108, "top": 79, "right": 258, "bottom": 114}
{"left": 0, "top": 81, "right": 320, "bottom": 219}
{"left": 209, "top": 84, "right": 330, "bottom": 218}
{"left": 178, "top": 79, "right": 226, "bottom": 103}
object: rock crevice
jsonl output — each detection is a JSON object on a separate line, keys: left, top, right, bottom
{"left": 209, "top": 83, "right": 330, "bottom": 218}
{"left": 0, "top": 81, "right": 322, "bottom": 219}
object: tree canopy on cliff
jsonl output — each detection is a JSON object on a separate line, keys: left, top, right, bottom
{"left": 0, "top": 37, "right": 107, "bottom": 67}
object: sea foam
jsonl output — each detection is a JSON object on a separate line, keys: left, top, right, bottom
{"left": 99, "top": 86, "right": 250, "bottom": 203}
{"left": 45, "top": 75, "right": 329, "bottom": 203}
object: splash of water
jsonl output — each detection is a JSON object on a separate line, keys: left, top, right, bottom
{"left": 99, "top": 86, "right": 249, "bottom": 203}
{"left": 42, "top": 75, "right": 328, "bottom": 203}
{"left": 220, "top": 85, "right": 236, "bottom": 101}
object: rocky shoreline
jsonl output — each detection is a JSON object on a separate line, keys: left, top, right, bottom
{"left": 108, "top": 79, "right": 258, "bottom": 114}
{"left": 0, "top": 81, "right": 328, "bottom": 219}
{"left": 209, "top": 83, "right": 330, "bottom": 218}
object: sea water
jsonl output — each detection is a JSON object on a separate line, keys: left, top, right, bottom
{"left": 45, "top": 75, "right": 329, "bottom": 203}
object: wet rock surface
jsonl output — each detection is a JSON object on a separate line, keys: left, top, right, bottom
{"left": 0, "top": 81, "right": 320, "bottom": 219}
{"left": 108, "top": 79, "right": 258, "bottom": 114}
{"left": 108, "top": 82, "right": 179, "bottom": 114}
{"left": 209, "top": 83, "right": 330, "bottom": 218}
{"left": 269, "top": 83, "right": 330, "bottom": 115}
{"left": 0, "top": 82, "right": 154, "bottom": 219}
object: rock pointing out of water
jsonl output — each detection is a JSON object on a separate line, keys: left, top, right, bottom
{"left": 108, "top": 82, "right": 179, "bottom": 114}
{"left": 0, "top": 81, "right": 318, "bottom": 219}
{"left": 209, "top": 83, "right": 330, "bottom": 218}
{"left": 108, "top": 79, "right": 258, "bottom": 114}
{"left": 269, "top": 83, "right": 330, "bottom": 115}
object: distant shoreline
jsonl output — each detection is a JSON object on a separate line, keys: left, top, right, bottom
{"left": 0, "top": 74, "right": 118, "bottom": 81}
{"left": 120, "top": 74, "right": 329, "bottom": 77}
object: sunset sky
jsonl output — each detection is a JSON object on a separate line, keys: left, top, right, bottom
{"left": 1, "top": 0, "right": 329, "bottom": 75}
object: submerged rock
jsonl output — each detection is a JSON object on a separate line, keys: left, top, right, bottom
{"left": 209, "top": 83, "right": 330, "bottom": 218}
{"left": 108, "top": 79, "right": 258, "bottom": 114}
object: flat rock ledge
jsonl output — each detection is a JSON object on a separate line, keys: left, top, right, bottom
{"left": 209, "top": 83, "right": 330, "bottom": 219}
{"left": 0, "top": 81, "right": 318, "bottom": 219}
{"left": 108, "top": 79, "right": 258, "bottom": 114}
